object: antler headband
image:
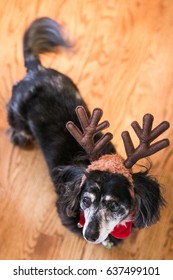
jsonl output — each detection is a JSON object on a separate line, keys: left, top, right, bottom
{"left": 66, "top": 106, "right": 170, "bottom": 182}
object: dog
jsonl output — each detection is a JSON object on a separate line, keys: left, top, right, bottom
{"left": 7, "top": 17, "right": 166, "bottom": 247}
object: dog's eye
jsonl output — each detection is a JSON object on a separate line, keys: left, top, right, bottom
{"left": 82, "top": 197, "right": 91, "bottom": 208}
{"left": 109, "top": 201, "right": 119, "bottom": 212}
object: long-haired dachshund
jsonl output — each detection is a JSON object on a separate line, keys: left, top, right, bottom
{"left": 7, "top": 17, "right": 169, "bottom": 247}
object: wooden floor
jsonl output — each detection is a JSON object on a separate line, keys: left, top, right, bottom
{"left": 0, "top": 0, "right": 173, "bottom": 260}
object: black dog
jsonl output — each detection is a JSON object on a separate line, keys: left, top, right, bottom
{"left": 7, "top": 17, "right": 166, "bottom": 247}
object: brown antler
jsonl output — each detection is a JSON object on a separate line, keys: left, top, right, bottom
{"left": 66, "top": 106, "right": 113, "bottom": 161}
{"left": 121, "top": 114, "right": 170, "bottom": 169}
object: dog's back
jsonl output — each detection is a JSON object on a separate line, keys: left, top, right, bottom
{"left": 7, "top": 17, "right": 115, "bottom": 171}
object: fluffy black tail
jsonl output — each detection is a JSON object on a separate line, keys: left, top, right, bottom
{"left": 23, "top": 17, "right": 70, "bottom": 71}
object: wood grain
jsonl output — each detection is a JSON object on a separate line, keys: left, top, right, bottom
{"left": 0, "top": 0, "right": 172, "bottom": 260}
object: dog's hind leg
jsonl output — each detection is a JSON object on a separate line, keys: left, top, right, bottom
{"left": 7, "top": 86, "right": 35, "bottom": 148}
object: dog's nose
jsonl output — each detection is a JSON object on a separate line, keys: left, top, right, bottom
{"left": 85, "top": 231, "right": 98, "bottom": 242}
{"left": 84, "top": 222, "right": 99, "bottom": 242}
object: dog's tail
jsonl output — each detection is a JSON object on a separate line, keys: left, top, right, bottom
{"left": 23, "top": 17, "right": 71, "bottom": 71}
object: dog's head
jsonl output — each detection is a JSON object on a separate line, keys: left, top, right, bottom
{"left": 80, "top": 170, "right": 134, "bottom": 243}
{"left": 54, "top": 165, "right": 165, "bottom": 244}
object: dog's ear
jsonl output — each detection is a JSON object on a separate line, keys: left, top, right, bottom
{"left": 132, "top": 171, "right": 166, "bottom": 228}
{"left": 52, "top": 166, "right": 85, "bottom": 217}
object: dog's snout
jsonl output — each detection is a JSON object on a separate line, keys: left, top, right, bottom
{"left": 84, "top": 221, "right": 99, "bottom": 242}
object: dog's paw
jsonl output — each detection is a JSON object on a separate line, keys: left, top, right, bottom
{"left": 7, "top": 127, "right": 34, "bottom": 148}
{"left": 102, "top": 239, "right": 115, "bottom": 249}
{"left": 102, "top": 235, "right": 123, "bottom": 248}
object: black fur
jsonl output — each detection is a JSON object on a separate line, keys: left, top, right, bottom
{"left": 7, "top": 17, "right": 165, "bottom": 247}
{"left": 132, "top": 171, "right": 165, "bottom": 228}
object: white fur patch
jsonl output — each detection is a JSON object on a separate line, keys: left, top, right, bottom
{"left": 20, "top": 131, "right": 33, "bottom": 140}
{"left": 83, "top": 192, "right": 96, "bottom": 203}
{"left": 75, "top": 91, "right": 82, "bottom": 100}
{"left": 82, "top": 203, "right": 130, "bottom": 244}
